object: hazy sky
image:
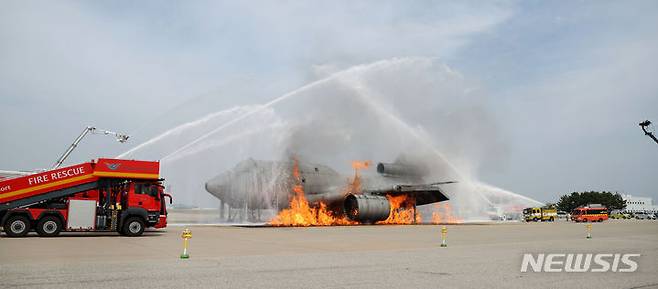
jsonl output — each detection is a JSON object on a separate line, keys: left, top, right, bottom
{"left": 1, "top": 1, "right": 657, "bottom": 203}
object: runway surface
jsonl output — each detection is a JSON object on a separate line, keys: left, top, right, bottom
{"left": 1, "top": 220, "right": 657, "bottom": 289}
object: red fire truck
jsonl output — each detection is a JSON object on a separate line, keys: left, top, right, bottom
{"left": 0, "top": 158, "right": 171, "bottom": 237}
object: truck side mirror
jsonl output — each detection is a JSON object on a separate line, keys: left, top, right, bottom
{"left": 164, "top": 193, "right": 173, "bottom": 204}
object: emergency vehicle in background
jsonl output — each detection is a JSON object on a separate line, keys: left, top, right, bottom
{"left": 523, "top": 207, "right": 558, "bottom": 222}
{"left": 570, "top": 204, "right": 609, "bottom": 222}
{"left": 0, "top": 159, "right": 171, "bottom": 237}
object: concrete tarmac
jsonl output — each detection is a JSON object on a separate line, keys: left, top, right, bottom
{"left": 1, "top": 220, "right": 657, "bottom": 289}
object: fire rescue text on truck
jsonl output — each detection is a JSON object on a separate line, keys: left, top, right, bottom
{"left": 0, "top": 159, "right": 171, "bottom": 237}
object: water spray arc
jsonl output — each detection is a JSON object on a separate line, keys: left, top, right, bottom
{"left": 117, "top": 106, "right": 249, "bottom": 159}
{"left": 131, "top": 61, "right": 392, "bottom": 162}
{"left": 117, "top": 57, "right": 542, "bottom": 221}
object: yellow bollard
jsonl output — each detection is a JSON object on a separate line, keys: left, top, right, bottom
{"left": 440, "top": 226, "right": 448, "bottom": 247}
{"left": 586, "top": 223, "right": 592, "bottom": 239}
{"left": 180, "top": 228, "right": 192, "bottom": 259}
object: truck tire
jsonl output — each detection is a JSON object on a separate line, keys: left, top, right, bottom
{"left": 36, "top": 215, "right": 62, "bottom": 237}
{"left": 4, "top": 215, "right": 31, "bottom": 237}
{"left": 122, "top": 217, "right": 145, "bottom": 237}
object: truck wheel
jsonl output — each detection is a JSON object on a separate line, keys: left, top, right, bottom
{"left": 549, "top": 217, "right": 554, "bottom": 222}
{"left": 36, "top": 216, "right": 62, "bottom": 237}
{"left": 122, "top": 217, "right": 145, "bottom": 237}
{"left": 4, "top": 215, "right": 31, "bottom": 237}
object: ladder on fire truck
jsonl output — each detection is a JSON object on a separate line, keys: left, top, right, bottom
{"left": 0, "top": 126, "right": 130, "bottom": 212}
{"left": 52, "top": 126, "right": 129, "bottom": 169}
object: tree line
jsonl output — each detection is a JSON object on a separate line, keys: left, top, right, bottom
{"left": 555, "top": 191, "right": 626, "bottom": 212}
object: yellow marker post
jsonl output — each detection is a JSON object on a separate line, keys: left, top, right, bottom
{"left": 586, "top": 223, "right": 592, "bottom": 239}
{"left": 180, "top": 228, "right": 192, "bottom": 259}
{"left": 440, "top": 226, "right": 448, "bottom": 247}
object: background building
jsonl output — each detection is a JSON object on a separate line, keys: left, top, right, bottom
{"left": 622, "top": 194, "right": 658, "bottom": 213}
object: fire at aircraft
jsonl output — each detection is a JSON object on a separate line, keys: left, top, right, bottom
{"left": 204, "top": 156, "right": 456, "bottom": 225}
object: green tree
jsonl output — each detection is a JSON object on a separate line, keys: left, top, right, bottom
{"left": 556, "top": 191, "right": 626, "bottom": 212}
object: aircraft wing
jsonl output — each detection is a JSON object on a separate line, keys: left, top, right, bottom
{"left": 366, "top": 182, "right": 455, "bottom": 206}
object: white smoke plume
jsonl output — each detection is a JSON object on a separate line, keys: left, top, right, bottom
{"left": 121, "top": 57, "right": 541, "bottom": 220}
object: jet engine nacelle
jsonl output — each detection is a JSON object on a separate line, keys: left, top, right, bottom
{"left": 376, "top": 162, "right": 425, "bottom": 178}
{"left": 344, "top": 194, "right": 391, "bottom": 223}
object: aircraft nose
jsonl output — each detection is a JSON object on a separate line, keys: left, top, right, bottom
{"left": 204, "top": 176, "right": 227, "bottom": 199}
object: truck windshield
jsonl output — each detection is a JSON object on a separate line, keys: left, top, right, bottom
{"left": 149, "top": 186, "right": 159, "bottom": 198}
{"left": 135, "top": 183, "right": 159, "bottom": 198}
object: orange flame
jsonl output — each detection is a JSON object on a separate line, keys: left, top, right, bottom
{"left": 377, "top": 194, "right": 421, "bottom": 224}
{"left": 269, "top": 159, "right": 356, "bottom": 226}
{"left": 431, "top": 202, "right": 463, "bottom": 224}
{"left": 268, "top": 159, "right": 451, "bottom": 226}
{"left": 351, "top": 160, "right": 371, "bottom": 170}
{"left": 269, "top": 192, "right": 354, "bottom": 226}
{"left": 431, "top": 204, "right": 442, "bottom": 224}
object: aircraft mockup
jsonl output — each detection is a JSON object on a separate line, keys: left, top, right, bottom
{"left": 204, "top": 157, "right": 454, "bottom": 223}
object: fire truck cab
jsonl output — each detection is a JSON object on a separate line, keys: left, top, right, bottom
{"left": 0, "top": 159, "right": 171, "bottom": 237}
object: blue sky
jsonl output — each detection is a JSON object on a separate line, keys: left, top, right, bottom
{"left": 1, "top": 1, "right": 657, "bottom": 203}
